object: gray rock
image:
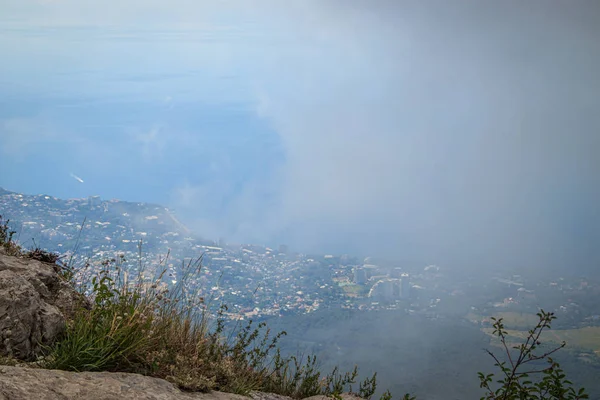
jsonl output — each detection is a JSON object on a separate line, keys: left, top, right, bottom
{"left": 250, "top": 392, "right": 295, "bottom": 400}
{"left": 0, "top": 366, "right": 355, "bottom": 400}
{"left": 303, "top": 395, "right": 363, "bottom": 400}
{"left": 0, "top": 365, "right": 254, "bottom": 400}
{"left": 0, "top": 253, "right": 89, "bottom": 360}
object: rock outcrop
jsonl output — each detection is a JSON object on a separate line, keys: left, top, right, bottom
{"left": 0, "top": 251, "right": 364, "bottom": 400}
{"left": 0, "top": 365, "right": 249, "bottom": 400}
{"left": 0, "top": 250, "right": 89, "bottom": 360}
{"left": 0, "top": 365, "right": 363, "bottom": 400}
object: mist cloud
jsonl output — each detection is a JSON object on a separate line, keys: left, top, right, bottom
{"left": 247, "top": 1, "right": 600, "bottom": 268}
{"left": 2, "top": 0, "right": 599, "bottom": 270}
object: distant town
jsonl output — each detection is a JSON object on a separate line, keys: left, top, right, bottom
{"left": 2, "top": 187, "right": 599, "bottom": 333}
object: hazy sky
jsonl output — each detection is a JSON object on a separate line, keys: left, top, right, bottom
{"left": 1, "top": 1, "right": 599, "bottom": 270}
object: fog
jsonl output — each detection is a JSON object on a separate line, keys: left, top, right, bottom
{"left": 1, "top": 0, "right": 599, "bottom": 270}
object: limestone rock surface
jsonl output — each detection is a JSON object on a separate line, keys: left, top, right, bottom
{"left": 0, "top": 365, "right": 250, "bottom": 400}
{"left": 0, "top": 250, "right": 89, "bottom": 360}
{"left": 0, "top": 366, "right": 366, "bottom": 400}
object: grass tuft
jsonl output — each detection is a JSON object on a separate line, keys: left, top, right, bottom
{"left": 38, "top": 250, "right": 389, "bottom": 398}
{"left": 0, "top": 215, "right": 21, "bottom": 256}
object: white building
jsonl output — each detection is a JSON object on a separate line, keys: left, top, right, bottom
{"left": 368, "top": 279, "right": 399, "bottom": 301}
{"left": 353, "top": 266, "right": 367, "bottom": 284}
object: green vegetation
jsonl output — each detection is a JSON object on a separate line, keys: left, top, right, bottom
{"left": 39, "top": 254, "right": 392, "bottom": 398}
{"left": 41, "top": 255, "right": 390, "bottom": 398}
{"left": 484, "top": 326, "right": 600, "bottom": 355}
{"left": 479, "top": 311, "right": 600, "bottom": 355}
{"left": 1, "top": 215, "right": 591, "bottom": 399}
{"left": 479, "top": 311, "right": 588, "bottom": 399}
{"left": 3, "top": 214, "right": 395, "bottom": 398}
{"left": 0, "top": 215, "right": 21, "bottom": 256}
{"left": 1, "top": 215, "right": 56, "bottom": 262}
{"left": 492, "top": 312, "right": 542, "bottom": 330}
{"left": 341, "top": 283, "right": 368, "bottom": 297}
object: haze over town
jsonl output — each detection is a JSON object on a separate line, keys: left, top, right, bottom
{"left": 2, "top": 2, "right": 600, "bottom": 398}
{"left": 1, "top": 0, "right": 599, "bottom": 272}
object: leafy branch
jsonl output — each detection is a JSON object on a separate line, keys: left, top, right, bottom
{"left": 478, "top": 310, "right": 588, "bottom": 400}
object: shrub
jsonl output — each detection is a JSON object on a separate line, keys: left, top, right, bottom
{"left": 41, "top": 250, "right": 398, "bottom": 399}
{"left": 478, "top": 310, "right": 589, "bottom": 400}
{"left": 0, "top": 215, "right": 21, "bottom": 256}
{"left": 0, "top": 215, "right": 66, "bottom": 274}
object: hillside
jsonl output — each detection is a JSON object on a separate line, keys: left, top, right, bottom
{"left": 1, "top": 188, "right": 598, "bottom": 399}
{"left": 0, "top": 245, "right": 392, "bottom": 400}
{"left": 0, "top": 187, "right": 201, "bottom": 256}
